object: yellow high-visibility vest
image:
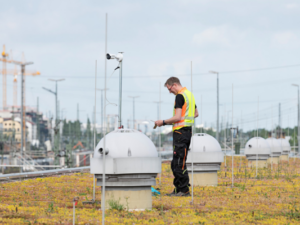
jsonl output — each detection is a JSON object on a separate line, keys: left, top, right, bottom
{"left": 173, "top": 87, "right": 195, "bottom": 131}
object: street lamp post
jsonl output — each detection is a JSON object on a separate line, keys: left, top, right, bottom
{"left": 292, "top": 84, "right": 300, "bottom": 153}
{"left": 209, "top": 71, "right": 219, "bottom": 142}
{"left": 43, "top": 79, "right": 65, "bottom": 166}
{"left": 129, "top": 96, "right": 139, "bottom": 129}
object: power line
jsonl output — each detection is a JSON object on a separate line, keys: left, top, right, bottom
{"left": 9, "top": 63, "right": 300, "bottom": 79}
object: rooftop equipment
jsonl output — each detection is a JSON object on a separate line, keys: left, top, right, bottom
{"left": 91, "top": 129, "right": 161, "bottom": 210}
{"left": 278, "top": 138, "right": 291, "bottom": 161}
{"left": 186, "top": 133, "right": 224, "bottom": 186}
{"left": 266, "top": 137, "right": 282, "bottom": 165}
{"left": 245, "top": 137, "right": 271, "bottom": 168}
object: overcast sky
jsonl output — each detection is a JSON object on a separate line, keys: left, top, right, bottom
{"left": 1, "top": 0, "right": 300, "bottom": 132}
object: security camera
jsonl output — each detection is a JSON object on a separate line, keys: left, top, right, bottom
{"left": 98, "top": 147, "right": 109, "bottom": 155}
{"left": 106, "top": 53, "right": 115, "bottom": 60}
{"left": 106, "top": 52, "right": 123, "bottom": 62}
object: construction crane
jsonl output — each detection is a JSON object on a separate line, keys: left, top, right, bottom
{"left": 6, "top": 68, "right": 40, "bottom": 106}
{"left": 0, "top": 45, "right": 38, "bottom": 154}
{"left": 10, "top": 52, "right": 40, "bottom": 107}
{"left": 0, "top": 46, "right": 40, "bottom": 107}
{"left": 1, "top": 45, "right": 9, "bottom": 110}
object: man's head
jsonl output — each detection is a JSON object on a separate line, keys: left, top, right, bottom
{"left": 164, "top": 77, "right": 182, "bottom": 95}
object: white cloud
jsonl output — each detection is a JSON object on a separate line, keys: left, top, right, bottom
{"left": 192, "top": 25, "right": 247, "bottom": 48}
{"left": 286, "top": 3, "right": 298, "bottom": 9}
{"left": 272, "top": 31, "right": 299, "bottom": 47}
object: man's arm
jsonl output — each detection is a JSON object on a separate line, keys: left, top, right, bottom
{"left": 195, "top": 108, "right": 199, "bottom": 118}
{"left": 155, "top": 108, "right": 182, "bottom": 127}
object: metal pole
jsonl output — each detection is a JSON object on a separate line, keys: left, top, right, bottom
{"left": 292, "top": 84, "right": 299, "bottom": 154}
{"left": 294, "top": 122, "right": 296, "bottom": 161}
{"left": 201, "top": 95, "right": 202, "bottom": 133}
{"left": 102, "top": 13, "right": 108, "bottom": 225}
{"left": 93, "top": 60, "right": 97, "bottom": 201}
{"left": 217, "top": 73, "right": 219, "bottom": 142}
{"left": 191, "top": 61, "right": 194, "bottom": 202}
{"left": 256, "top": 97, "right": 259, "bottom": 177}
{"left": 224, "top": 105, "right": 229, "bottom": 167}
{"left": 118, "top": 61, "right": 123, "bottom": 128}
{"left": 73, "top": 201, "right": 75, "bottom": 225}
{"left": 17, "top": 62, "right": 33, "bottom": 171}
{"left": 209, "top": 71, "right": 219, "bottom": 141}
{"left": 56, "top": 82, "right": 58, "bottom": 130}
{"left": 129, "top": 96, "right": 139, "bottom": 129}
{"left": 21, "top": 65, "right": 24, "bottom": 173}
{"left": 55, "top": 82, "right": 58, "bottom": 164}
{"left": 101, "top": 90, "right": 103, "bottom": 136}
{"left": 240, "top": 111, "right": 243, "bottom": 169}
{"left": 297, "top": 86, "right": 300, "bottom": 153}
{"left": 43, "top": 79, "right": 64, "bottom": 166}
{"left": 231, "top": 84, "right": 234, "bottom": 188}
{"left": 159, "top": 82, "right": 161, "bottom": 185}
{"left": 271, "top": 105, "right": 273, "bottom": 170}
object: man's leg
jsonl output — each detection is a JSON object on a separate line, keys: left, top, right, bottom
{"left": 174, "top": 129, "right": 191, "bottom": 194}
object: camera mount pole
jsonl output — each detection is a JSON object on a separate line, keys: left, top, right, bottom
{"left": 118, "top": 54, "right": 123, "bottom": 128}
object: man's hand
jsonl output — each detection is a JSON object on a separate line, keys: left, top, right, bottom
{"left": 155, "top": 120, "right": 164, "bottom": 127}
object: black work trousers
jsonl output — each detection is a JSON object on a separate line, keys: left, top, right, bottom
{"left": 171, "top": 127, "right": 192, "bottom": 193}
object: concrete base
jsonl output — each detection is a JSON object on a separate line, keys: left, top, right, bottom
{"left": 105, "top": 189, "right": 152, "bottom": 210}
{"left": 248, "top": 160, "right": 267, "bottom": 168}
{"left": 267, "top": 157, "right": 279, "bottom": 165}
{"left": 279, "top": 155, "right": 289, "bottom": 161}
{"left": 188, "top": 172, "right": 218, "bottom": 186}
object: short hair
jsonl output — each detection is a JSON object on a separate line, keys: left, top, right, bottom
{"left": 164, "top": 77, "right": 181, "bottom": 87}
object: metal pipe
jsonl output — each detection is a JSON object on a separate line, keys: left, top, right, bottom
{"left": 0, "top": 166, "right": 90, "bottom": 181}
{"left": 0, "top": 165, "right": 63, "bottom": 167}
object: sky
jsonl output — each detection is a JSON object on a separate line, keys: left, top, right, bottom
{"left": 1, "top": 0, "right": 300, "bottom": 132}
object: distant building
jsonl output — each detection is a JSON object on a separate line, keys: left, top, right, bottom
{"left": 2, "top": 119, "right": 23, "bottom": 142}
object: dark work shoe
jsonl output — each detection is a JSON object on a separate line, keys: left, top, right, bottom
{"left": 175, "top": 192, "right": 191, "bottom": 197}
{"left": 166, "top": 191, "right": 176, "bottom": 196}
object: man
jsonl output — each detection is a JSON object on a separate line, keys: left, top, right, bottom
{"left": 155, "top": 77, "right": 198, "bottom": 197}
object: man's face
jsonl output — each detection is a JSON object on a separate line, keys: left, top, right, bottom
{"left": 166, "top": 84, "right": 176, "bottom": 95}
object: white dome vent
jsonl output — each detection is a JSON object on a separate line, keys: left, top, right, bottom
{"left": 190, "top": 133, "right": 222, "bottom": 152}
{"left": 186, "top": 133, "right": 224, "bottom": 186}
{"left": 266, "top": 137, "right": 282, "bottom": 157}
{"left": 244, "top": 137, "right": 271, "bottom": 168}
{"left": 94, "top": 129, "right": 158, "bottom": 158}
{"left": 245, "top": 137, "right": 271, "bottom": 156}
{"left": 90, "top": 129, "right": 161, "bottom": 210}
{"left": 279, "top": 138, "right": 291, "bottom": 155}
